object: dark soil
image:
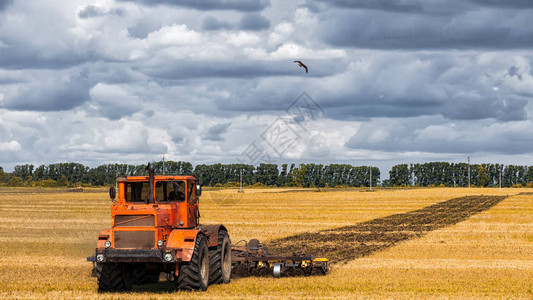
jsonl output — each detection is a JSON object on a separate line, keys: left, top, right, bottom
{"left": 266, "top": 195, "right": 507, "bottom": 264}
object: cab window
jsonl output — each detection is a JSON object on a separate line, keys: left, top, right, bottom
{"left": 155, "top": 180, "right": 186, "bottom": 202}
{"left": 126, "top": 182, "right": 150, "bottom": 202}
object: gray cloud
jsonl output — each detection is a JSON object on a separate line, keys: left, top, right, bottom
{"left": 239, "top": 13, "right": 270, "bottom": 31}
{"left": 204, "top": 122, "right": 231, "bottom": 141}
{"left": 0, "top": 0, "right": 12, "bottom": 11}
{"left": 320, "top": 92, "right": 528, "bottom": 123}
{"left": 471, "top": 0, "right": 533, "bottom": 9}
{"left": 88, "top": 85, "right": 144, "bottom": 120}
{"left": 118, "top": 0, "right": 270, "bottom": 12}
{"left": 202, "top": 13, "right": 270, "bottom": 31}
{"left": 0, "top": 46, "right": 93, "bottom": 70}
{"left": 3, "top": 72, "right": 92, "bottom": 111}
{"left": 0, "top": 4, "right": 96, "bottom": 70}
{"left": 303, "top": 52, "right": 533, "bottom": 123}
{"left": 315, "top": 0, "right": 533, "bottom": 13}
{"left": 317, "top": 3, "right": 533, "bottom": 49}
{"left": 78, "top": 5, "right": 106, "bottom": 18}
{"left": 78, "top": 5, "right": 124, "bottom": 19}
{"left": 141, "top": 59, "right": 344, "bottom": 81}
{"left": 315, "top": 0, "right": 425, "bottom": 13}
{"left": 202, "top": 16, "right": 232, "bottom": 31}
{"left": 135, "top": 50, "right": 530, "bottom": 124}
{"left": 128, "top": 20, "right": 161, "bottom": 39}
{"left": 346, "top": 116, "right": 533, "bottom": 155}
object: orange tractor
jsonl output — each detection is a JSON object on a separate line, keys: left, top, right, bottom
{"left": 88, "top": 167, "right": 328, "bottom": 292}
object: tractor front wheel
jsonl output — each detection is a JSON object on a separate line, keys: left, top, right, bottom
{"left": 176, "top": 234, "right": 209, "bottom": 291}
{"left": 97, "top": 263, "right": 133, "bottom": 292}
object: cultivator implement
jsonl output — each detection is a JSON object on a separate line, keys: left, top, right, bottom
{"left": 231, "top": 239, "right": 328, "bottom": 278}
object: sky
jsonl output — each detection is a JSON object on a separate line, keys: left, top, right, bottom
{"left": 1, "top": 0, "right": 533, "bottom": 177}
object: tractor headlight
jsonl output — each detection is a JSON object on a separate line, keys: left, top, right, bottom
{"left": 164, "top": 253, "right": 173, "bottom": 262}
{"left": 104, "top": 240, "right": 111, "bottom": 248}
{"left": 157, "top": 239, "right": 164, "bottom": 247}
{"left": 96, "top": 254, "right": 105, "bottom": 262}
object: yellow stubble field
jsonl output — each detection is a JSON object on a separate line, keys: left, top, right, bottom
{"left": 0, "top": 187, "right": 531, "bottom": 299}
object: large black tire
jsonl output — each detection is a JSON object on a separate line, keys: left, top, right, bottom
{"left": 176, "top": 234, "right": 209, "bottom": 291}
{"left": 97, "top": 263, "right": 133, "bottom": 292}
{"left": 132, "top": 266, "right": 159, "bottom": 285}
{"left": 93, "top": 262, "right": 103, "bottom": 278}
{"left": 208, "top": 230, "right": 231, "bottom": 285}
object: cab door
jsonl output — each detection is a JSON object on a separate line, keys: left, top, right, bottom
{"left": 187, "top": 181, "right": 199, "bottom": 227}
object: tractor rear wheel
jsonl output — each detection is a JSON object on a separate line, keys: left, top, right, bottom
{"left": 176, "top": 234, "right": 209, "bottom": 291}
{"left": 97, "top": 263, "right": 133, "bottom": 292}
{"left": 209, "top": 230, "right": 231, "bottom": 284}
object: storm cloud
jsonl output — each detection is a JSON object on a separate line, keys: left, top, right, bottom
{"left": 0, "top": 0, "right": 12, "bottom": 11}
{"left": 2, "top": 72, "right": 92, "bottom": 111}
{"left": 202, "top": 14, "right": 270, "bottom": 31}
{"left": 118, "top": 0, "right": 270, "bottom": 12}
{"left": 316, "top": 0, "right": 533, "bottom": 49}
{"left": 204, "top": 122, "right": 231, "bottom": 141}
{"left": 346, "top": 116, "right": 533, "bottom": 154}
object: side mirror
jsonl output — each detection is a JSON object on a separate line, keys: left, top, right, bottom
{"left": 196, "top": 184, "right": 202, "bottom": 196}
{"left": 109, "top": 186, "right": 116, "bottom": 200}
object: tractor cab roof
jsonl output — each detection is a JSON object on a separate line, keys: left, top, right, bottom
{"left": 116, "top": 175, "right": 198, "bottom": 182}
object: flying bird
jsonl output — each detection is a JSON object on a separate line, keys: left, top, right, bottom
{"left": 294, "top": 60, "right": 308, "bottom": 73}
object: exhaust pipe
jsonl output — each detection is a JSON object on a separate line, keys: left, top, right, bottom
{"left": 146, "top": 163, "right": 155, "bottom": 204}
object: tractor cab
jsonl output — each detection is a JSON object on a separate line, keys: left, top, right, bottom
{"left": 107, "top": 173, "right": 202, "bottom": 251}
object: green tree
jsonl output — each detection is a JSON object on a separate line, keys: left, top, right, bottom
{"left": 256, "top": 163, "right": 279, "bottom": 186}
{"left": 294, "top": 165, "right": 306, "bottom": 187}
{"left": 13, "top": 164, "right": 34, "bottom": 181}
{"left": 57, "top": 175, "right": 68, "bottom": 186}
{"left": 389, "top": 164, "right": 410, "bottom": 186}
{"left": 503, "top": 165, "right": 520, "bottom": 187}
{"left": 278, "top": 164, "right": 288, "bottom": 187}
{"left": 526, "top": 166, "right": 533, "bottom": 186}
{"left": 7, "top": 176, "right": 23, "bottom": 187}
{"left": 477, "top": 165, "right": 489, "bottom": 187}
{"left": 287, "top": 164, "right": 306, "bottom": 187}
{"left": 452, "top": 163, "right": 469, "bottom": 187}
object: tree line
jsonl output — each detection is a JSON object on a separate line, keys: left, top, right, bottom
{"left": 385, "top": 162, "right": 533, "bottom": 187}
{"left": 0, "top": 162, "right": 379, "bottom": 188}
{"left": 2, "top": 161, "right": 532, "bottom": 188}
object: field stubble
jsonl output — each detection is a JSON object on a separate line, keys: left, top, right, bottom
{"left": 0, "top": 187, "right": 531, "bottom": 299}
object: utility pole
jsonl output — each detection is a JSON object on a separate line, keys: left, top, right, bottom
{"left": 468, "top": 155, "right": 470, "bottom": 188}
{"left": 239, "top": 168, "right": 243, "bottom": 193}
{"left": 369, "top": 167, "right": 372, "bottom": 191}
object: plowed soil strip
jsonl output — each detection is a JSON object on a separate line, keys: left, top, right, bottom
{"left": 268, "top": 195, "right": 507, "bottom": 264}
